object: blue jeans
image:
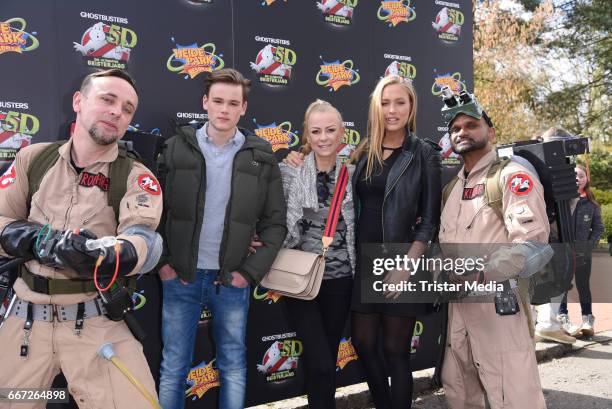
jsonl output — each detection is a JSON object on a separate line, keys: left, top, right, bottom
{"left": 158, "top": 269, "right": 250, "bottom": 409}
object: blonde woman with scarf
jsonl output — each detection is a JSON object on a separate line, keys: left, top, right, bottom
{"left": 279, "top": 99, "right": 355, "bottom": 409}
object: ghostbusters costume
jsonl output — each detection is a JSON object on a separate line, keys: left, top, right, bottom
{"left": 0, "top": 139, "right": 162, "bottom": 409}
{"left": 439, "top": 148, "right": 549, "bottom": 409}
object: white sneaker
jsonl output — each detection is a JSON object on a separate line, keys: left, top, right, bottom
{"left": 534, "top": 329, "right": 576, "bottom": 344}
{"left": 557, "top": 314, "right": 580, "bottom": 337}
{"left": 580, "top": 314, "right": 595, "bottom": 337}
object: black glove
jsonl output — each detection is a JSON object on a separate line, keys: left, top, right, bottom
{"left": 0, "top": 220, "right": 45, "bottom": 260}
{"left": 0, "top": 222, "right": 100, "bottom": 269}
{"left": 54, "top": 231, "right": 138, "bottom": 278}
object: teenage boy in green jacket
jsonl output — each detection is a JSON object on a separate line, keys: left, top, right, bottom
{"left": 157, "top": 68, "right": 287, "bottom": 409}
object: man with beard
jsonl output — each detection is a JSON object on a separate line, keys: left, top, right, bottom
{"left": 0, "top": 69, "right": 163, "bottom": 408}
{"left": 437, "top": 90, "right": 549, "bottom": 409}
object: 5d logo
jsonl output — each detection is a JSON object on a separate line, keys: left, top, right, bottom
{"left": 250, "top": 43, "right": 296, "bottom": 85}
{"left": 432, "top": 6, "right": 464, "bottom": 42}
{"left": 73, "top": 21, "right": 137, "bottom": 69}
{"left": 0, "top": 110, "right": 39, "bottom": 148}
{"left": 385, "top": 60, "right": 416, "bottom": 80}
{"left": 318, "top": 0, "right": 358, "bottom": 26}
{"left": 257, "top": 339, "right": 303, "bottom": 383}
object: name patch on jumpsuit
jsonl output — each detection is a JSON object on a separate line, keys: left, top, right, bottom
{"left": 79, "top": 172, "right": 110, "bottom": 191}
{"left": 462, "top": 184, "right": 485, "bottom": 200}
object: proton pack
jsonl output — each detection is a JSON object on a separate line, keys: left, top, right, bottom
{"left": 440, "top": 87, "right": 590, "bottom": 304}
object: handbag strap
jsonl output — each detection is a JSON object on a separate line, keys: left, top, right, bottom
{"left": 322, "top": 164, "right": 349, "bottom": 252}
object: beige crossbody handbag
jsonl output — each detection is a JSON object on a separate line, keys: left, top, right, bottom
{"left": 261, "top": 165, "right": 349, "bottom": 300}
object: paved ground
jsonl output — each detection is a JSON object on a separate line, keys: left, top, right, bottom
{"left": 250, "top": 250, "right": 612, "bottom": 409}
{"left": 411, "top": 334, "right": 612, "bottom": 409}
{"left": 566, "top": 251, "right": 612, "bottom": 334}
{"left": 251, "top": 333, "right": 612, "bottom": 409}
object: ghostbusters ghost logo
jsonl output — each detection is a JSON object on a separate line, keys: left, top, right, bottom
{"left": 137, "top": 174, "right": 160, "bottom": 196}
{"left": 0, "top": 163, "right": 16, "bottom": 189}
{"left": 508, "top": 173, "right": 533, "bottom": 196}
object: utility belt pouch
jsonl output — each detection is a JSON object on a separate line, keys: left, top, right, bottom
{"left": 494, "top": 281, "right": 519, "bottom": 315}
{"left": 98, "top": 281, "right": 134, "bottom": 322}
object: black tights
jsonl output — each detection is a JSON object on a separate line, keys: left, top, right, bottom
{"left": 351, "top": 312, "right": 416, "bottom": 409}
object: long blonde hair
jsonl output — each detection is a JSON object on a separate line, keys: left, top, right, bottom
{"left": 299, "top": 99, "right": 344, "bottom": 155}
{"left": 352, "top": 75, "right": 417, "bottom": 179}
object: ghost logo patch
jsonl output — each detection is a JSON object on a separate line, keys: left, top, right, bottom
{"left": 138, "top": 174, "right": 161, "bottom": 196}
{"left": 508, "top": 173, "right": 533, "bottom": 196}
{"left": 0, "top": 163, "right": 16, "bottom": 189}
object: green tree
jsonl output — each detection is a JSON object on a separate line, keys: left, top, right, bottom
{"left": 474, "top": 0, "right": 611, "bottom": 146}
{"left": 474, "top": 0, "right": 556, "bottom": 142}
{"left": 579, "top": 149, "right": 612, "bottom": 191}
{"left": 534, "top": 0, "right": 611, "bottom": 145}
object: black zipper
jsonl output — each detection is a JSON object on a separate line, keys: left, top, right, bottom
{"left": 185, "top": 132, "right": 206, "bottom": 281}
{"left": 218, "top": 144, "right": 254, "bottom": 284}
{"left": 381, "top": 153, "right": 413, "bottom": 242}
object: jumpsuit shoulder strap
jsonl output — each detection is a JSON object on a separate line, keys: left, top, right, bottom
{"left": 26, "top": 141, "right": 67, "bottom": 215}
{"left": 441, "top": 176, "right": 460, "bottom": 210}
{"left": 484, "top": 158, "right": 511, "bottom": 222}
{"left": 108, "top": 145, "right": 137, "bottom": 222}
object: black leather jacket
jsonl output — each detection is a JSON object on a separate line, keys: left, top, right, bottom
{"left": 353, "top": 133, "right": 442, "bottom": 243}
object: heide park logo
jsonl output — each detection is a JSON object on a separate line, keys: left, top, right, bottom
{"left": 126, "top": 124, "right": 162, "bottom": 136}
{"left": 383, "top": 54, "right": 416, "bottom": 81}
{"left": 377, "top": 0, "right": 416, "bottom": 27}
{"left": 432, "top": 2, "right": 464, "bottom": 42}
{"left": 431, "top": 71, "right": 466, "bottom": 96}
{"left": 0, "top": 18, "right": 39, "bottom": 55}
{"left": 257, "top": 335, "right": 303, "bottom": 382}
{"left": 167, "top": 39, "right": 225, "bottom": 79}
{"left": 132, "top": 290, "right": 147, "bottom": 311}
{"left": 338, "top": 121, "right": 361, "bottom": 162}
{"left": 73, "top": 14, "right": 137, "bottom": 69}
{"left": 184, "top": 0, "right": 213, "bottom": 4}
{"left": 318, "top": 0, "right": 358, "bottom": 26}
{"left": 199, "top": 307, "right": 212, "bottom": 325}
{"left": 261, "top": 0, "right": 287, "bottom": 6}
{"left": 185, "top": 359, "right": 220, "bottom": 400}
{"left": 253, "top": 285, "right": 282, "bottom": 304}
{"left": 316, "top": 57, "right": 360, "bottom": 92}
{"left": 250, "top": 37, "right": 296, "bottom": 86}
{"left": 336, "top": 337, "right": 358, "bottom": 370}
{"left": 410, "top": 320, "right": 424, "bottom": 353}
{"left": 0, "top": 102, "right": 39, "bottom": 148}
{"left": 253, "top": 119, "right": 300, "bottom": 152}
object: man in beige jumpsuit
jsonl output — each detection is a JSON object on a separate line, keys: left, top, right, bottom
{"left": 438, "top": 92, "right": 548, "bottom": 409}
{"left": 0, "top": 69, "right": 162, "bottom": 408}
